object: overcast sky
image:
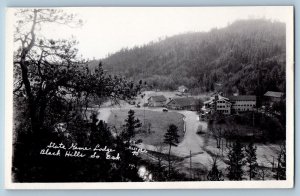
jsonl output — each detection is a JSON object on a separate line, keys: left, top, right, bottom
{"left": 35, "top": 7, "right": 292, "bottom": 59}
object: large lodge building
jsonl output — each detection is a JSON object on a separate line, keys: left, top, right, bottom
{"left": 203, "top": 94, "right": 257, "bottom": 115}
{"left": 229, "top": 95, "right": 256, "bottom": 112}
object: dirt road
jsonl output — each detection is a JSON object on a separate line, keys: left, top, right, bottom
{"left": 172, "top": 111, "right": 213, "bottom": 170}
{"left": 97, "top": 105, "right": 213, "bottom": 171}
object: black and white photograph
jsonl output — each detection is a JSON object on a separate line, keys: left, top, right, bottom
{"left": 5, "top": 6, "right": 294, "bottom": 189}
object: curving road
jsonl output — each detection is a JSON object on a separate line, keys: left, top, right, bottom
{"left": 97, "top": 105, "right": 213, "bottom": 171}
{"left": 96, "top": 102, "right": 280, "bottom": 177}
{"left": 171, "top": 111, "right": 213, "bottom": 170}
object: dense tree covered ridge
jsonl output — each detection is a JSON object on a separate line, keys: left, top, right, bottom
{"left": 89, "top": 19, "right": 286, "bottom": 96}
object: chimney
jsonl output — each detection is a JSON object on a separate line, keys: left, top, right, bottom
{"left": 215, "top": 95, "right": 219, "bottom": 101}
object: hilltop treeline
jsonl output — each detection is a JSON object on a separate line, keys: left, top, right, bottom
{"left": 89, "top": 19, "right": 286, "bottom": 96}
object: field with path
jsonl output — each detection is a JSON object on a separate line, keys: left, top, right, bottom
{"left": 107, "top": 109, "right": 185, "bottom": 145}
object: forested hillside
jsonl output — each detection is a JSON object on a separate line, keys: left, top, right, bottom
{"left": 89, "top": 19, "right": 286, "bottom": 97}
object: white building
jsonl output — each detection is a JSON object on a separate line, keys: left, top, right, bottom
{"left": 203, "top": 94, "right": 256, "bottom": 114}
{"left": 216, "top": 97, "right": 232, "bottom": 114}
{"left": 264, "top": 91, "right": 284, "bottom": 104}
{"left": 147, "top": 95, "right": 167, "bottom": 107}
{"left": 178, "top": 85, "right": 188, "bottom": 93}
{"left": 229, "top": 95, "right": 256, "bottom": 112}
{"left": 203, "top": 94, "right": 232, "bottom": 114}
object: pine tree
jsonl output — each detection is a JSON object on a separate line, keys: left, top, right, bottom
{"left": 275, "top": 144, "right": 286, "bottom": 180}
{"left": 121, "top": 110, "right": 141, "bottom": 143}
{"left": 245, "top": 142, "right": 258, "bottom": 180}
{"left": 116, "top": 110, "right": 143, "bottom": 182}
{"left": 207, "top": 157, "right": 224, "bottom": 181}
{"left": 164, "top": 124, "right": 180, "bottom": 178}
{"left": 226, "top": 140, "right": 245, "bottom": 180}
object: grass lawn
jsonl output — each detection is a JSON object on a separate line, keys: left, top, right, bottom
{"left": 107, "top": 109, "right": 184, "bottom": 146}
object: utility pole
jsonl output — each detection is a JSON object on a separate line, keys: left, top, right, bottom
{"left": 190, "top": 150, "right": 192, "bottom": 180}
{"left": 143, "top": 68, "right": 146, "bottom": 127}
{"left": 253, "top": 110, "right": 255, "bottom": 126}
{"left": 221, "top": 139, "right": 224, "bottom": 155}
{"left": 252, "top": 111, "right": 255, "bottom": 138}
{"left": 143, "top": 94, "right": 145, "bottom": 126}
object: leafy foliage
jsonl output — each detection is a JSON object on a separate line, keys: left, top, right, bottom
{"left": 12, "top": 8, "right": 141, "bottom": 182}
{"left": 208, "top": 112, "right": 285, "bottom": 143}
{"left": 14, "top": 9, "right": 141, "bottom": 134}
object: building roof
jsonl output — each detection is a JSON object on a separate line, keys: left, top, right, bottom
{"left": 148, "top": 95, "right": 167, "bottom": 102}
{"left": 204, "top": 94, "right": 229, "bottom": 104}
{"left": 229, "top": 95, "right": 256, "bottom": 101}
{"left": 168, "top": 97, "right": 197, "bottom": 107}
{"left": 203, "top": 99, "right": 213, "bottom": 104}
{"left": 178, "top": 85, "right": 188, "bottom": 90}
{"left": 218, "top": 96, "right": 230, "bottom": 101}
{"left": 217, "top": 99, "right": 232, "bottom": 104}
{"left": 264, "top": 91, "right": 284, "bottom": 98}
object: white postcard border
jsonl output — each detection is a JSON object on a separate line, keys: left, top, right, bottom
{"left": 4, "top": 6, "right": 294, "bottom": 189}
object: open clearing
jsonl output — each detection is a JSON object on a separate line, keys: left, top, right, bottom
{"left": 107, "top": 109, "right": 185, "bottom": 145}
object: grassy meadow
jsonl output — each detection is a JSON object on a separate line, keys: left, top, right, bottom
{"left": 107, "top": 109, "right": 185, "bottom": 145}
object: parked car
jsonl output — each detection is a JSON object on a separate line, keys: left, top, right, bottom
{"left": 162, "top": 108, "right": 168, "bottom": 112}
{"left": 136, "top": 104, "right": 141, "bottom": 108}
